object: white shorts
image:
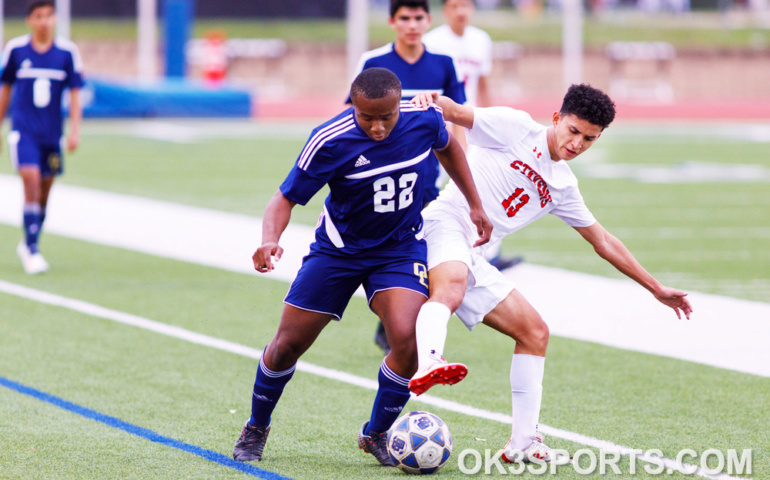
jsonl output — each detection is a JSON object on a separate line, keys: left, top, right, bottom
{"left": 423, "top": 206, "right": 516, "bottom": 331}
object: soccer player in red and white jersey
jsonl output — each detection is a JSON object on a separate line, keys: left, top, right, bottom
{"left": 408, "top": 85, "right": 693, "bottom": 463}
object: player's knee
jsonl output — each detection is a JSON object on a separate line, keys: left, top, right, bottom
{"left": 513, "top": 314, "right": 549, "bottom": 355}
{"left": 530, "top": 318, "right": 550, "bottom": 350}
{"left": 264, "top": 337, "right": 304, "bottom": 371}
{"left": 429, "top": 279, "right": 466, "bottom": 313}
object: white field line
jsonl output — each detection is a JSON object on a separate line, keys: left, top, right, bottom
{"left": 1, "top": 174, "right": 769, "bottom": 377}
{"left": 0, "top": 279, "right": 746, "bottom": 480}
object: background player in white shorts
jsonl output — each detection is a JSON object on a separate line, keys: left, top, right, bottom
{"left": 424, "top": 0, "right": 523, "bottom": 271}
{"left": 408, "top": 84, "right": 693, "bottom": 463}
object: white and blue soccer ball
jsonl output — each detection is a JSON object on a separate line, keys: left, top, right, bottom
{"left": 387, "top": 411, "right": 453, "bottom": 474}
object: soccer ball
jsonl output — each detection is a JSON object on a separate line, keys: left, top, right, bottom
{"left": 387, "top": 411, "right": 452, "bottom": 474}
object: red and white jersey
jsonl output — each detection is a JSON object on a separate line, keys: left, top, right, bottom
{"left": 424, "top": 25, "right": 492, "bottom": 107}
{"left": 424, "top": 107, "right": 596, "bottom": 253}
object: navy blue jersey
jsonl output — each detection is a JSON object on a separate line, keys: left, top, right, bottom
{"left": 349, "top": 43, "right": 466, "bottom": 104}
{"left": 280, "top": 102, "right": 449, "bottom": 254}
{"left": 1, "top": 35, "right": 84, "bottom": 143}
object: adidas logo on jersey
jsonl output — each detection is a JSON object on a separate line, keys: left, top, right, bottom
{"left": 354, "top": 155, "right": 370, "bottom": 167}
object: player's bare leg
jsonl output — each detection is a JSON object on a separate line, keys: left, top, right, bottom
{"left": 263, "top": 304, "right": 334, "bottom": 371}
{"left": 358, "top": 288, "right": 425, "bottom": 466}
{"left": 482, "top": 290, "right": 554, "bottom": 463}
{"left": 372, "top": 287, "right": 424, "bottom": 377}
{"left": 234, "top": 305, "right": 333, "bottom": 462}
{"left": 40, "top": 175, "right": 54, "bottom": 215}
{"left": 409, "top": 261, "right": 469, "bottom": 395}
{"left": 20, "top": 167, "right": 42, "bottom": 203}
{"left": 482, "top": 289, "right": 548, "bottom": 356}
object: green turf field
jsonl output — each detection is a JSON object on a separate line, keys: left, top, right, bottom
{"left": 0, "top": 120, "right": 767, "bottom": 479}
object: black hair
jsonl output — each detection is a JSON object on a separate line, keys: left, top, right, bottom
{"left": 390, "top": 0, "right": 430, "bottom": 18}
{"left": 27, "top": 0, "right": 55, "bottom": 16}
{"left": 560, "top": 84, "right": 616, "bottom": 130}
{"left": 350, "top": 68, "right": 402, "bottom": 102}
{"left": 441, "top": 0, "right": 476, "bottom": 4}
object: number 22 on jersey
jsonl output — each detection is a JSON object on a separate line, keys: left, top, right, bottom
{"left": 373, "top": 172, "right": 418, "bottom": 213}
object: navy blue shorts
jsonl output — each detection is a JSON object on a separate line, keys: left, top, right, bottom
{"left": 284, "top": 239, "right": 429, "bottom": 320}
{"left": 8, "top": 131, "right": 63, "bottom": 177}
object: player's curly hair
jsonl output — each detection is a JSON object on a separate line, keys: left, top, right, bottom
{"left": 560, "top": 84, "right": 616, "bottom": 130}
{"left": 350, "top": 68, "right": 402, "bottom": 102}
{"left": 27, "top": 0, "right": 55, "bottom": 16}
{"left": 390, "top": 0, "right": 430, "bottom": 17}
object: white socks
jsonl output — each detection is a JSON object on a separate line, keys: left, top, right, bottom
{"left": 415, "top": 302, "right": 452, "bottom": 370}
{"left": 510, "top": 353, "right": 545, "bottom": 450}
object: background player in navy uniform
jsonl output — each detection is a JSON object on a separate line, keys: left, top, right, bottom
{"left": 349, "top": 0, "right": 468, "bottom": 353}
{"left": 0, "top": 0, "right": 84, "bottom": 274}
{"left": 233, "top": 68, "right": 492, "bottom": 465}
{"left": 349, "top": 0, "right": 466, "bottom": 205}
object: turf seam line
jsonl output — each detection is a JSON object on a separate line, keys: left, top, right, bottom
{"left": 0, "top": 376, "right": 293, "bottom": 480}
{"left": 0, "top": 279, "right": 750, "bottom": 480}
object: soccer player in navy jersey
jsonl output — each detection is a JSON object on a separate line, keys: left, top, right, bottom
{"left": 233, "top": 68, "right": 492, "bottom": 466}
{"left": 0, "top": 0, "right": 84, "bottom": 274}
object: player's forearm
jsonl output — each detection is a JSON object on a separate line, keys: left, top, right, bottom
{"left": 435, "top": 135, "right": 483, "bottom": 210}
{"left": 437, "top": 96, "right": 474, "bottom": 129}
{"left": 449, "top": 122, "right": 467, "bottom": 151}
{"left": 598, "top": 234, "right": 662, "bottom": 295}
{"left": 261, "top": 190, "right": 295, "bottom": 245}
{"left": 0, "top": 84, "right": 12, "bottom": 123}
{"left": 477, "top": 76, "right": 491, "bottom": 108}
{"left": 68, "top": 89, "right": 82, "bottom": 135}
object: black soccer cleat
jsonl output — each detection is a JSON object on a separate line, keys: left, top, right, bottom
{"left": 488, "top": 255, "right": 524, "bottom": 271}
{"left": 357, "top": 421, "right": 395, "bottom": 466}
{"left": 233, "top": 422, "right": 271, "bottom": 462}
{"left": 373, "top": 322, "right": 391, "bottom": 355}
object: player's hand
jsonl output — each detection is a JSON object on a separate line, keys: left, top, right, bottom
{"left": 654, "top": 286, "right": 693, "bottom": 320}
{"left": 66, "top": 132, "right": 80, "bottom": 153}
{"left": 410, "top": 91, "right": 440, "bottom": 110}
{"left": 253, "top": 242, "right": 283, "bottom": 273}
{"left": 469, "top": 207, "right": 493, "bottom": 247}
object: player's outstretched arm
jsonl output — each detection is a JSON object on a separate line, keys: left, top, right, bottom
{"left": 253, "top": 190, "right": 296, "bottom": 273}
{"left": 411, "top": 92, "right": 475, "bottom": 129}
{"left": 574, "top": 222, "right": 693, "bottom": 319}
{"left": 434, "top": 134, "right": 492, "bottom": 247}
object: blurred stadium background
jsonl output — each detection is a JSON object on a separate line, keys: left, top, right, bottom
{"left": 2, "top": 0, "right": 770, "bottom": 118}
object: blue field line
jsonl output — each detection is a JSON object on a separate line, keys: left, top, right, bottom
{"left": 0, "top": 376, "right": 293, "bottom": 480}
